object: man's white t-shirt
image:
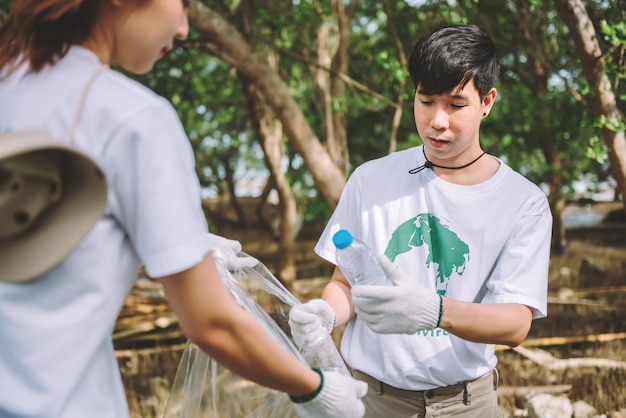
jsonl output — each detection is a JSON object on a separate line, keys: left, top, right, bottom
{"left": 315, "top": 146, "right": 552, "bottom": 390}
{"left": 0, "top": 47, "right": 211, "bottom": 417}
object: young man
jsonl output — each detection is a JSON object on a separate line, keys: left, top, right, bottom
{"left": 289, "top": 24, "right": 552, "bottom": 417}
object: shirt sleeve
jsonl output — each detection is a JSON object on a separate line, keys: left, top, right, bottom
{"left": 104, "top": 98, "right": 211, "bottom": 278}
{"left": 314, "top": 169, "right": 363, "bottom": 264}
{"left": 482, "top": 194, "right": 552, "bottom": 319}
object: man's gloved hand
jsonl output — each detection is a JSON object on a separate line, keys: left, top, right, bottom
{"left": 351, "top": 256, "right": 442, "bottom": 334}
{"left": 292, "top": 369, "right": 367, "bottom": 418}
{"left": 288, "top": 299, "right": 335, "bottom": 348}
{"left": 208, "top": 233, "right": 259, "bottom": 270}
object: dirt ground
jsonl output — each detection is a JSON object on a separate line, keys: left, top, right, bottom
{"left": 117, "top": 201, "right": 626, "bottom": 417}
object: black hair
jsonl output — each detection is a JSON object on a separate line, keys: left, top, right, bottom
{"left": 408, "top": 24, "right": 500, "bottom": 99}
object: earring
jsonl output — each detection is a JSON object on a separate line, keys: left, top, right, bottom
{"left": 483, "top": 113, "right": 487, "bottom": 116}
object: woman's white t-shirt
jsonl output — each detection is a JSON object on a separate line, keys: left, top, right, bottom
{"left": 0, "top": 47, "right": 211, "bottom": 417}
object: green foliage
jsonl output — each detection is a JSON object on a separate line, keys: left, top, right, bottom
{"left": 599, "top": 14, "right": 626, "bottom": 115}
{"left": 447, "top": 0, "right": 619, "bottom": 201}
{"left": 0, "top": 1, "right": 9, "bottom": 21}
{"left": 1, "top": 0, "right": 623, "bottom": 224}
{"left": 596, "top": 114, "right": 626, "bottom": 133}
{"left": 600, "top": 19, "right": 626, "bottom": 48}
{"left": 133, "top": 35, "right": 266, "bottom": 197}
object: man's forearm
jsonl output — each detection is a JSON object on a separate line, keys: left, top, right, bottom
{"left": 321, "top": 268, "right": 355, "bottom": 328}
{"left": 439, "top": 299, "right": 533, "bottom": 347}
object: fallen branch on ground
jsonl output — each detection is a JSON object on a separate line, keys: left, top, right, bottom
{"left": 510, "top": 345, "right": 626, "bottom": 370}
{"left": 497, "top": 384, "right": 572, "bottom": 396}
{"left": 496, "top": 332, "right": 626, "bottom": 351}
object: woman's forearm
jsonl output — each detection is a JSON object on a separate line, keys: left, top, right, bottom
{"left": 159, "top": 254, "right": 320, "bottom": 397}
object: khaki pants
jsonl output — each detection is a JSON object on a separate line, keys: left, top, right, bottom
{"left": 352, "top": 369, "right": 503, "bottom": 418}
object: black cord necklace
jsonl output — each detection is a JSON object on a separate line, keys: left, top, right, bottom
{"left": 408, "top": 147, "right": 486, "bottom": 174}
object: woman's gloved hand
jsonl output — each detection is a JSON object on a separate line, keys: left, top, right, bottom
{"left": 292, "top": 369, "right": 367, "bottom": 418}
{"left": 288, "top": 299, "right": 335, "bottom": 348}
{"left": 208, "top": 232, "right": 259, "bottom": 270}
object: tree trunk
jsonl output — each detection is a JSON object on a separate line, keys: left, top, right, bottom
{"left": 554, "top": 0, "right": 626, "bottom": 214}
{"left": 221, "top": 148, "right": 247, "bottom": 225}
{"left": 242, "top": 76, "right": 298, "bottom": 289}
{"left": 308, "top": 0, "right": 356, "bottom": 175}
{"left": 188, "top": 2, "right": 347, "bottom": 209}
{"left": 382, "top": 0, "right": 408, "bottom": 154}
{"left": 255, "top": 177, "right": 276, "bottom": 235}
{"left": 312, "top": 10, "right": 340, "bottom": 171}
{"left": 238, "top": 2, "right": 298, "bottom": 289}
{"left": 329, "top": 0, "right": 357, "bottom": 173}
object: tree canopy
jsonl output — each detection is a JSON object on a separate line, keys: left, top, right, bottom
{"left": 1, "top": 0, "right": 624, "bottom": 282}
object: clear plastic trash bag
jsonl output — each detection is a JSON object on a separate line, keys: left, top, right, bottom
{"left": 162, "top": 252, "right": 348, "bottom": 418}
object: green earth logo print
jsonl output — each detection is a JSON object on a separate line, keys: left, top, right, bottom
{"left": 384, "top": 214, "right": 469, "bottom": 296}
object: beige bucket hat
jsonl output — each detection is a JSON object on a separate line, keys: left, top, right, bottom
{"left": 0, "top": 130, "right": 107, "bottom": 282}
{"left": 0, "top": 64, "right": 109, "bottom": 283}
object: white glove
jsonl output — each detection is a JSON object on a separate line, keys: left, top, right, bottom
{"left": 351, "top": 256, "right": 442, "bottom": 334}
{"left": 288, "top": 299, "right": 335, "bottom": 349}
{"left": 208, "top": 232, "right": 259, "bottom": 270}
{"left": 292, "top": 369, "right": 367, "bottom": 418}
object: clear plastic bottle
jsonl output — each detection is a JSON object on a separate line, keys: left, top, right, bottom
{"left": 333, "top": 229, "right": 392, "bottom": 286}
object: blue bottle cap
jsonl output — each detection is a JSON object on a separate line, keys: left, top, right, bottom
{"left": 332, "top": 229, "right": 353, "bottom": 249}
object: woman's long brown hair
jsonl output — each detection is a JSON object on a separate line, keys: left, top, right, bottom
{"left": 0, "top": 0, "right": 100, "bottom": 78}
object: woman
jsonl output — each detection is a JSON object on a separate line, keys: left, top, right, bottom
{"left": 0, "top": 1, "right": 366, "bottom": 417}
